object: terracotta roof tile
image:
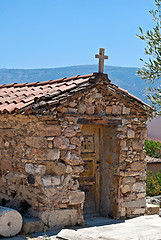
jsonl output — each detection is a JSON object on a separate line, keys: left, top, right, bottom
{"left": 74, "top": 78, "right": 90, "bottom": 85}
{"left": 5, "top": 83, "right": 17, "bottom": 88}
{"left": 58, "top": 84, "right": 76, "bottom": 92}
{"left": 0, "top": 73, "right": 149, "bottom": 114}
{"left": 14, "top": 83, "right": 27, "bottom": 88}
{"left": 15, "top": 101, "right": 34, "bottom": 110}
{"left": 26, "top": 82, "right": 39, "bottom": 87}
{"left": 0, "top": 103, "right": 17, "bottom": 113}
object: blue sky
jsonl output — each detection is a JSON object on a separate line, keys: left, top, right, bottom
{"left": 0, "top": 0, "right": 156, "bottom": 69}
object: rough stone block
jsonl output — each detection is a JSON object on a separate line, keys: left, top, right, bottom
{"left": 25, "top": 137, "right": 47, "bottom": 148}
{"left": 121, "top": 199, "right": 146, "bottom": 208}
{"left": 64, "top": 127, "right": 76, "bottom": 138}
{"left": 132, "top": 182, "right": 146, "bottom": 192}
{"left": 66, "top": 165, "right": 73, "bottom": 173}
{"left": 121, "top": 185, "right": 130, "bottom": 194}
{"left": 146, "top": 204, "right": 159, "bottom": 215}
{"left": 41, "top": 209, "right": 78, "bottom": 227}
{"left": 105, "top": 106, "right": 112, "bottom": 114}
{"left": 73, "top": 166, "right": 84, "bottom": 174}
{"left": 112, "top": 105, "right": 122, "bottom": 115}
{"left": 86, "top": 106, "right": 95, "bottom": 115}
{"left": 44, "top": 186, "right": 56, "bottom": 197}
{"left": 63, "top": 175, "right": 72, "bottom": 186}
{"left": 132, "top": 140, "right": 143, "bottom": 150}
{"left": 78, "top": 104, "right": 86, "bottom": 114}
{"left": 62, "top": 151, "right": 83, "bottom": 165}
{"left": 51, "top": 176, "right": 60, "bottom": 186}
{"left": 69, "top": 191, "right": 85, "bottom": 205}
{"left": 131, "top": 161, "right": 146, "bottom": 171}
{"left": 54, "top": 136, "right": 69, "bottom": 149}
{"left": 127, "top": 129, "right": 135, "bottom": 138}
{"left": 43, "top": 125, "right": 61, "bottom": 136}
{"left": 132, "top": 208, "right": 145, "bottom": 215}
{"left": 22, "top": 217, "right": 44, "bottom": 234}
{"left": 47, "top": 149, "right": 60, "bottom": 160}
{"left": 42, "top": 176, "right": 52, "bottom": 186}
{"left": 70, "top": 137, "right": 80, "bottom": 146}
{"left": 46, "top": 162, "right": 67, "bottom": 175}
{"left": 122, "top": 107, "right": 130, "bottom": 115}
{"left": 120, "top": 207, "right": 126, "bottom": 217}
{"left": 25, "top": 163, "right": 46, "bottom": 175}
{"left": 68, "top": 102, "right": 77, "bottom": 108}
{"left": 67, "top": 108, "right": 77, "bottom": 113}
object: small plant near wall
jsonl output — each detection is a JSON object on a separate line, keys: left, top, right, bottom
{"left": 43, "top": 232, "right": 51, "bottom": 240}
{"left": 145, "top": 140, "right": 161, "bottom": 158}
{"left": 146, "top": 170, "right": 161, "bottom": 196}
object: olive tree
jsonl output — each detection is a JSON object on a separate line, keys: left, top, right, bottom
{"left": 137, "top": 0, "right": 161, "bottom": 114}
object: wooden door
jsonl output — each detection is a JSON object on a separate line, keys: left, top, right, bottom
{"left": 79, "top": 125, "right": 101, "bottom": 214}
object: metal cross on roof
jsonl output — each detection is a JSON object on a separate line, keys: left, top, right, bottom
{"left": 95, "top": 48, "right": 108, "bottom": 73}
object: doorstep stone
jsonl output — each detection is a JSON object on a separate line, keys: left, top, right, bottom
{"left": 146, "top": 204, "right": 160, "bottom": 215}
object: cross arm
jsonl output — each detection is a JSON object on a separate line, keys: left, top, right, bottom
{"left": 95, "top": 54, "right": 108, "bottom": 59}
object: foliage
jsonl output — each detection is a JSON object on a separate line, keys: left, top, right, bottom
{"left": 44, "top": 233, "right": 51, "bottom": 240}
{"left": 146, "top": 170, "right": 161, "bottom": 196}
{"left": 137, "top": 0, "right": 161, "bottom": 114}
{"left": 145, "top": 139, "right": 161, "bottom": 158}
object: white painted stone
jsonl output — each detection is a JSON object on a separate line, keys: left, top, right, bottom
{"left": 0, "top": 207, "right": 22, "bottom": 237}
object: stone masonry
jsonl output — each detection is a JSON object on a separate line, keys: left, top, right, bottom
{"left": 0, "top": 73, "right": 150, "bottom": 227}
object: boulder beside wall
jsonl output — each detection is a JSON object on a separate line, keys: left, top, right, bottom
{"left": 0, "top": 206, "right": 22, "bottom": 237}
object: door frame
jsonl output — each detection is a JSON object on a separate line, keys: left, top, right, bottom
{"left": 80, "top": 124, "right": 103, "bottom": 215}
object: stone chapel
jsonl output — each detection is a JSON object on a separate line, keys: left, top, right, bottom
{"left": 0, "top": 49, "right": 150, "bottom": 228}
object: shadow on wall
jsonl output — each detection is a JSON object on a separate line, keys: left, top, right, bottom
{"left": 147, "top": 117, "right": 161, "bottom": 141}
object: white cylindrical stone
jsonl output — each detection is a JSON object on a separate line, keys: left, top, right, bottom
{"left": 0, "top": 206, "right": 22, "bottom": 237}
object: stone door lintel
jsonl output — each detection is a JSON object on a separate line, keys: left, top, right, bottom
{"left": 77, "top": 117, "right": 122, "bottom": 126}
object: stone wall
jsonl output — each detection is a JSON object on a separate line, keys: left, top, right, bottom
{"left": 0, "top": 79, "right": 148, "bottom": 225}
{"left": 0, "top": 114, "right": 85, "bottom": 227}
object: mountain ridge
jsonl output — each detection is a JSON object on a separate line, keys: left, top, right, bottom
{"left": 0, "top": 64, "right": 150, "bottom": 104}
